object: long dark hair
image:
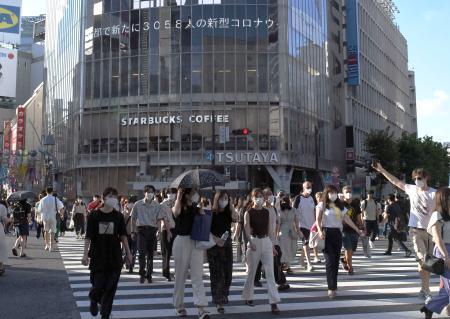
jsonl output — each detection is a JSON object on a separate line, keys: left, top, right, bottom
{"left": 322, "top": 185, "right": 344, "bottom": 210}
{"left": 280, "top": 195, "right": 292, "bottom": 211}
{"left": 213, "top": 190, "right": 230, "bottom": 214}
{"left": 435, "top": 187, "right": 450, "bottom": 221}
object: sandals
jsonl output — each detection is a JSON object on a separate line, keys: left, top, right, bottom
{"left": 198, "top": 310, "right": 210, "bottom": 319}
{"left": 217, "top": 305, "right": 225, "bottom": 314}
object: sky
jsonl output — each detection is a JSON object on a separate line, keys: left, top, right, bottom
{"left": 19, "top": 0, "right": 450, "bottom": 143}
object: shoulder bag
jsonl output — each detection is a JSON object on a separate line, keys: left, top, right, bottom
{"left": 422, "top": 222, "right": 446, "bottom": 276}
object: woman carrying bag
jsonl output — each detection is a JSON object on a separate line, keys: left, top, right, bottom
{"left": 172, "top": 187, "right": 209, "bottom": 319}
{"left": 421, "top": 187, "right": 450, "bottom": 319}
{"left": 207, "top": 191, "right": 238, "bottom": 314}
{"left": 278, "top": 195, "right": 300, "bottom": 274}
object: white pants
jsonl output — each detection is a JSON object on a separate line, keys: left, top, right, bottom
{"left": 242, "top": 237, "right": 281, "bottom": 304}
{"left": 173, "top": 235, "right": 208, "bottom": 309}
{"left": 43, "top": 218, "right": 57, "bottom": 234}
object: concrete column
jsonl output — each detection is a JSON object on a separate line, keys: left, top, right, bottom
{"left": 266, "top": 165, "right": 294, "bottom": 194}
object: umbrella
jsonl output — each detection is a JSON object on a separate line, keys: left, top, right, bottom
{"left": 7, "top": 191, "right": 36, "bottom": 203}
{"left": 170, "top": 169, "right": 225, "bottom": 189}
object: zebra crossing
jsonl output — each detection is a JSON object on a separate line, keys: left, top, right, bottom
{"left": 58, "top": 233, "right": 447, "bottom": 318}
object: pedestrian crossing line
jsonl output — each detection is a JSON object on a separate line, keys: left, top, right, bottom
{"left": 58, "top": 233, "right": 439, "bottom": 318}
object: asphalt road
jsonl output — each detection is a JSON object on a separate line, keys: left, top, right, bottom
{"left": 0, "top": 229, "right": 81, "bottom": 319}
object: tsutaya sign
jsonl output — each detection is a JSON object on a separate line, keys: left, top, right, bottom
{"left": 216, "top": 152, "right": 279, "bottom": 165}
{"left": 121, "top": 114, "right": 229, "bottom": 126}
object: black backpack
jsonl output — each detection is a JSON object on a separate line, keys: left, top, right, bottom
{"left": 12, "top": 205, "right": 27, "bottom": 226}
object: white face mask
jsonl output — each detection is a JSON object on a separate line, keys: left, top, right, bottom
{"left": 415, "top": 179, "right": 425, "bottom": 188}
{"left": 219, "top": 199, "right": 229, "bottom": 209}
{"left": 191, "top": 193, "right": 200, "bottom": 203}
{"left": 104, "top": 197, "right": 118, "bottom": 209}
{"left": 255, "top": 197, "right": 264, "bottom": 207}
{"left": 344, "top": 192, "right": 352, "bottom": 200}
{"left": 168, "top": 193, "right": 176, "bottom": 200}
{"left": 268, "top": 195, "right": 275, "bottom": 204}
{"left": 328, "top": 193, "right": 338, "bottom": 202}
{"left": 304, "top": 188, "right": 312, "bottom": 195}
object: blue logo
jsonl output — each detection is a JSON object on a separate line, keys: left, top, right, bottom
{"left": 0, "top": 5, "right": 21, "bottom": 34}
{"left": 204, "top": 152, "right": 214, "bottom": 161}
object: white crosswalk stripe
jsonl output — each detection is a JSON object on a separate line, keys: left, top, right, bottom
{"left": 57, "top": 233, "right": 447, "bottom": 318}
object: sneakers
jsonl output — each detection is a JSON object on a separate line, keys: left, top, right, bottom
{"left": 90, "top": 299, "right": 99, "bottom": 316}
{"left": 176, "top": 308, "right": 187, "bottom": 317}
{"left": 383, "top": 251, "right": 392, "bottom": 255}
{"left": 139, "top": 276, "right": 145, "bottom": 284}
{"left": 369, "top": 240, "right": 374, "bottom": 249}
{"left": 270, "top": 304, "right": 280, "bottom": 314}
{"left": 198, "top": 310, "right": 210, "bottom": 319}
{"left": 307, "top": 264, "right": 315, "bottom": 272}
{"left": 328, "top": 290, "right": 336, "bottom": 299}
{"left": 313, "top": 256, "right": 322, "bottom": 263}
{"left": 277, "top": 284, "right": 290, "bottom": 291}
{"left": 44, "top": 245, "right": 49, "bottom": 251}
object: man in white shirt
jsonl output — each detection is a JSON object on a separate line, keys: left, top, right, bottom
{"left": 37, "top": 187, "right": 65, "bottom": 251}
{"left": 360, "top": 190, "right": 381, "bottom": 248}
{"left": 373, "top": 163, "right": 436, "bottom": 302}
{"left": 293, "top": 181, "right": 316, "bottom": 271}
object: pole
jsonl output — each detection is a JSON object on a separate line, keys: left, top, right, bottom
{"left": 314, "top": 125, "right": 319, "bottom": 172}
{"left": 211, "top": 110, "right": 216, "bottom": 192}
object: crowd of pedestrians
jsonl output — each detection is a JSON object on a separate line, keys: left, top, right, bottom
{"left": 0, "top": 164, "right": 449, "bottom": 319}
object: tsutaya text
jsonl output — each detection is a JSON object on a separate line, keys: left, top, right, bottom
{"left": 216, "top": 152, "right": 279, "bottom": 164}
{"left": 93, "top": 18, "right": 275, "bottom": 38}
{"left": 121, "top": 114, "right": 229, "bottom": 126}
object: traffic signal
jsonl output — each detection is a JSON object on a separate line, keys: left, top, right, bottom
{"left": 231, "top": 128, "right": 252, "bottom": 135}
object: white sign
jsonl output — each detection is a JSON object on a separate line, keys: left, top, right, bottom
{"left": 216, "top": 152, "right": 279, "bottom": 165}
{"left": 121, "top": 114, "right": 229, "bottom": 126}
{"left": 0, "top": 47, "right": 17, "bottom": 98}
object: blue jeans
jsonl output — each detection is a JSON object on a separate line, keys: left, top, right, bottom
{"left": 427, "top": 244, "right": 450, "bottom": 313}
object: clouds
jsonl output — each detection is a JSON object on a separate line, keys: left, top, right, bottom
{"left": 417, "top": 90, "right": 450, "bottom": 142}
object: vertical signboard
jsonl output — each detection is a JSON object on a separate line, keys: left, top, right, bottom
{"left": 346, "top": 0, "right": 360, "bottom": 86}
{"left": 0, "top": 47, "right": 18, "bottom": 97}
{"left": 0, "top": 0, "right": 22, "bottom": 45}
{"left": 3, "top": 121, "right": 11, "bottom": 151}
{"left": 16, "top": 106, "right": 25, "bottom": 150}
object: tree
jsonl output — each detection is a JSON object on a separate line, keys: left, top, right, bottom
{"left": 364, "top": 128, "right": 400, "bottom": 175}
{"left": 398, "top": 133, "right": 449, "bottom": 187}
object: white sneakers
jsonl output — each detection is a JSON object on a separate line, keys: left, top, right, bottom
{"left": 44, "top": 245, "right": 49, "bottom": 251}
{"left": 307, "top": 264, "right": 315, "bottom": 272}
{"left": 313, "top": 256, "right": 322, "bottom": 263}
{"left": 369, "top": 240, "right": 374, "bottom": 249}
{"left": 328, "top": 290, "right": 336, "bottom": 299}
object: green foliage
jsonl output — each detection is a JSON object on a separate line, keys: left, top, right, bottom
{"left": 365, "top": 130, "right": 450, "bottom": 188}
{"left": 364, "top": 128, "right": 400, "bottom": 175}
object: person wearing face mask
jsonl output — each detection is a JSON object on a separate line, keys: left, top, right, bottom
{"left": 160, "top": 188, "right": 177, "bottom": 281}
{"left": 172, "top": 187, "right": 209, "bottom": 319}
{"left": 72, "top": 196, "right": 87, "bottom": 240}
{"left": 253, "top": 188, "right": 289, "bottom": 291}
{"left": 293, "top": 181, "right": 316, "bottom": 271}
{"left": 130, "top": 185, "right": 166, "bottom": 284}
{"left": 206, "top": 191, "right": 238, "bottom": 314}
{"left": 382, "top": 194, "right": 412, "bottom": 257}
{"left": 360, "top": 190, "right": 381, "bottom": 250}
{"left": 341, "top": 186, "right": 364, "bottom": 274}
{"left": 242, "top": 188, "right": 281, "bottom": 314}
{"left": 278, "top": 195, "right": 300, "bottom": 274}
{"left": 373, "top": 163, "right": 436, "bottom": 303}
{"left": 81, "top": 187, "right": 132, "bottom": 319}
{"left": 316, "top": 185, "right": 364, "bottom": 299}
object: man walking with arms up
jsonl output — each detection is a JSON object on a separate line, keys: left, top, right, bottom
{"left": 373, "top": 163, "right": 436, "bottom": 303}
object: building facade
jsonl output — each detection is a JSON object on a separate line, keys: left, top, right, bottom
{"left": 343, "top": 0, "right": 417, "bottom": 166}
{"left": 45, "top": 0, "right": 336, "bottom": 197}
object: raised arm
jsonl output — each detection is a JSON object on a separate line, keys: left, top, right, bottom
{"left": 172, "top": 189, "right": 183, "bottom": 217}
{"left": 372, "top": 162, "right": 405, "bottom": 192}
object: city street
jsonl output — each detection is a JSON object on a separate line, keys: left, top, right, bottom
{"left": 3, "top": 230, "right": 450, "bottom": 319}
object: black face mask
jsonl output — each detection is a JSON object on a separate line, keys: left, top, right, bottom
{"left": 280, "top": 203, "right": 290, "bottom": 210}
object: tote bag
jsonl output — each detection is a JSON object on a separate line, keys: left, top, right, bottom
{"left": 190, "top": 209, "right": 212, "bottom": 241}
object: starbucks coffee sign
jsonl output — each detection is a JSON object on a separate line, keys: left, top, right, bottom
{"left": 121, "top": 114, "right": 229, "bottom": 126}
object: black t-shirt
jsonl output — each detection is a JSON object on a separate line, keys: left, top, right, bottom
{"left": 343, "top": 200, "right": 361, "bottom": 234}
{"left": 249, "top": 208, "right": 269, "bottom": 237}
{"left": 210, "top": 207, "right": 232, "bottom": 237}
{"left": 386, "top": 202, "right": 402, "bottom": 228}
{"left": 86, "top": 209, "right": 126, "bottom": 272}
{"left": 13, "top": 202, "right": 31, "bottom": 226}
{"left": 175, "top": 204, "right": 198, "bottom": 236}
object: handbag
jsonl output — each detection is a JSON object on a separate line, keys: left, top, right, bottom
{"left": 195, "top": 233, "right": 216, "bottom": 250}
{"left": 422, "top": 254, "right": 445, "bottom": 275}
{"left": 308, "top": 231, "right": 324, "bottom": 251}
{"left": 190, "top": 209, "right": 212, "bottom": 241}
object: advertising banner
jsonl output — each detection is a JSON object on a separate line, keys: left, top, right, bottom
{"left": 3, "top": 120, "right": 11, "bottom": 151}
{"left": 0, "top": 47, "right": 18, "bottom": 97}
{"left": 0, "top": 0, "right": 21, "bottom": 45}
{"left": 346, "top": 0, "right": 360, "bottom": 86}
{"left": 15, "top": 106, "right": 25, "bottom": 151}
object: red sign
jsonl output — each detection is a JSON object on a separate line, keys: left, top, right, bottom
{"left": 15, "top": 106, "right": 25, "bottom": 151}
{"left": 3, "top": 121, "right": 12, "bottom": 151}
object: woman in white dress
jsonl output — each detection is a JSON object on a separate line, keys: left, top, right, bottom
{"left": 0, "top": 200, "right": 11, "bottom": 275}
{"left": 278, "top": 195, "right": 300, "bottom": 273}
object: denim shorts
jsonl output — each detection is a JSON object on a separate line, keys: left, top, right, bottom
{"left": 342, "top": 231, "right": 359, "bottom": 251}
